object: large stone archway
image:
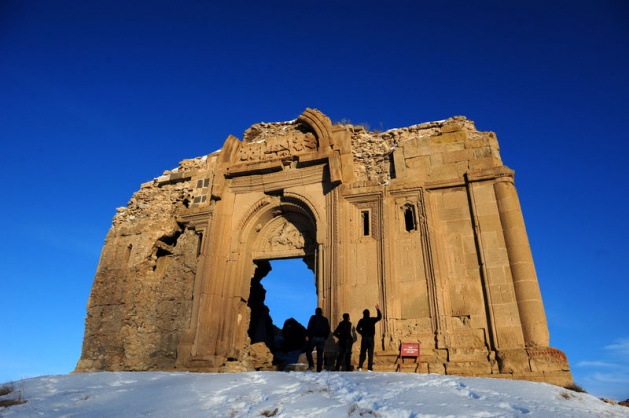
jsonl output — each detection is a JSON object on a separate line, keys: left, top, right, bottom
{"left": 76, "top": 109, "right": 573, "bottom": 386}
{"left": 179, "top": 193, "right": 323, "bottom": 371}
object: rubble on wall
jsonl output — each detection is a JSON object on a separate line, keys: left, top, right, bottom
{"left": 344, "top": 116, "right": 496, "bottom": 186}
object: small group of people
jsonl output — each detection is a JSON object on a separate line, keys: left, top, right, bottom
{"left": 304, "top": 304, "right": 382, "bottom": 372}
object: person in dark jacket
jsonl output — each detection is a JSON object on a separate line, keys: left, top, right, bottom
{"left": 356, "top": 304, "right": 382, "bottom": 371}
{"left": 275, "top": 318, "right": 307, "bottom": 370}
{"left": 305, "top": 307, "right": 330, "bottom": 372}
{"left": 333, "top": 313, "right": 354, "bottom": 371}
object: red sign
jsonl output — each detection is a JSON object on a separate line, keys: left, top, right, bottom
{"left": 400, "top": 343, "right": 420, "bottom": 357}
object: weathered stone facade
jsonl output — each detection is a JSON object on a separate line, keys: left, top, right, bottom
{"left": 76, "top": 109, "right": 572, "bottom": 386}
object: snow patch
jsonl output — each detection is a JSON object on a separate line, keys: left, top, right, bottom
{"left": 2, "top": 372, "right": 627, "bottom": 417}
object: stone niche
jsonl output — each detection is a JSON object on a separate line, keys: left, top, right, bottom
{"left": 75, "top": 108, "right": 572, "bottom": 386}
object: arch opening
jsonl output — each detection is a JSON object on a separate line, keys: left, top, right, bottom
{"left": 247, "top": 257, "right": 317, "bottom": 369}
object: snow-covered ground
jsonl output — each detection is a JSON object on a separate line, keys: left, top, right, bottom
{"left": 1, "top": 371, "right": 628, "bottom": 417}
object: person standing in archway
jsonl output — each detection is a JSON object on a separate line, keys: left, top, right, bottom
{"left": 333, "top": 313, "right": 354, "bottom": 371}
{"left": 357, "top": 303, "right": 382, "bottom": 371}
{"left": 305, "top": 307, "right": 330, "bottom": 372}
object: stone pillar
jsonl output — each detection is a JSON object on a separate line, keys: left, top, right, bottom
{"left": 494, "top": 177, "right": 549, "bottom": 348}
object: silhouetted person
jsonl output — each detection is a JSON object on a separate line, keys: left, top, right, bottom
{"left": 305, "top": 307, "right": 330, "bottom": 372}
{"left": 333, "top": 313, "right": 354, "bottom": 371}
{"left": 275, "top": 317, "right": 307, "bottom": 369}
{"left": 357, "top": 303, "right": 382, "bottom": 371}
{"left": 282, "top": 318, "right": 306, "bottom": 352}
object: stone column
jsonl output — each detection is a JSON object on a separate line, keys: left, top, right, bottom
{"left": 494, "top": 177, "right": 549, "bottom": 348}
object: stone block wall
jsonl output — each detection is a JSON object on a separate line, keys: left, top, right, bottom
{"left": 76, "top": 109, "right": 572, "bottom": 387}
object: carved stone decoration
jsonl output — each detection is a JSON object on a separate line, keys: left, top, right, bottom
{"left": 235, "top": 116, "right": 324, "bottom": 166}
{"left": 238, "top": 131, "right": 318, "bottom": 163}
{"left": 269, "top": 221, "right": 304, "bottom": 249}
{"left": 76, "top": 109, "right": 572, "bottom": 388}
{"left": 292, "top": 132, "right": 317, "bottom": 153}
{"left": 252, "top": 217, "right": 315, "bottom": 260}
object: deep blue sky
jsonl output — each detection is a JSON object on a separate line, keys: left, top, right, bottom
{"left": 1, "top": 0, "right": 627, "bottom": 401}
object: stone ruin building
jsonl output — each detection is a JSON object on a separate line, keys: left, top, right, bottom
{"left": 76, "top": 108, "right": 572, "bottom": 386}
